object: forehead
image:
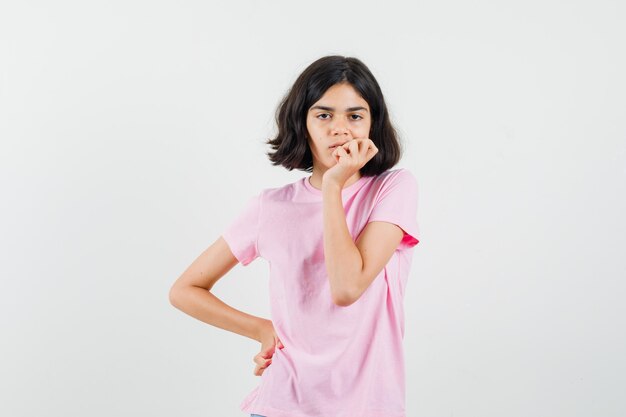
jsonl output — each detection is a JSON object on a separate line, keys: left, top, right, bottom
{"left": 310, "top": 83, "right": 369, "bottom": 111}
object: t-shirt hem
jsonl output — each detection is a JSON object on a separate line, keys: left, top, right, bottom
{"left": 241, "top": 403, "right": 405, "bottom": 417}
{"left": 367, "top": 217, "right": 420, "bottom": 250}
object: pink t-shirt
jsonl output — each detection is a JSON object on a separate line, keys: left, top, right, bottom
{"left": 221, "top": 168, "right": 420, "bottom": 417}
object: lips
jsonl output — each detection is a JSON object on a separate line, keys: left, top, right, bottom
{"left": 329, "top": 141, "right": 347, "bottom": 149}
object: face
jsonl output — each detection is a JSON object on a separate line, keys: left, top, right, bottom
{"left": 306, "top": 82, "right": 372, "bottom": 170}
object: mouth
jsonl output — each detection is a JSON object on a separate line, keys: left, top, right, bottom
{"left": 329, "top": 141, "right": 347, "bottom": 149}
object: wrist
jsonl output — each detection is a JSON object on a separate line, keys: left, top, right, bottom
{"left": 254, "top": 318, "right": 272, "bottom": 342}
{"left": 321, "top": 176, "right": 344, "bottom": 191}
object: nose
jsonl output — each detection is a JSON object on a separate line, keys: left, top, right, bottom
{"left": 331, "top": 119, "right": 350, "bottom": 136}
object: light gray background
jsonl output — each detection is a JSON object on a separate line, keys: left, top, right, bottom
{"left": 1, "top": 1, "right": 625, "bottom": 416}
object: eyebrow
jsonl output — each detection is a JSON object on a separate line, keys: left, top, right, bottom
{"left": 309, "top": 105, "right": 369, "bottom": 112}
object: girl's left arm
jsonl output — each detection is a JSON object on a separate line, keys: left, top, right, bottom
{"left": 322, "top": 183, "right": 404, "bottom": 307}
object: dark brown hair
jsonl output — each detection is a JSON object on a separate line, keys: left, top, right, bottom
{"left": 265, "top": 55, "right": 403, "bottom": 176}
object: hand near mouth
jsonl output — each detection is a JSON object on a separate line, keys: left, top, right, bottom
{"left": 323, "top": 138, "right": 378, "bottom": 189}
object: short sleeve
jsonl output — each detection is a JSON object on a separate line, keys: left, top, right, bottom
{"left": 221, "top": 192, "right": 261, "bottom": 266}
{"left": 368, "top": 169, "right": 420, "bottom": 250}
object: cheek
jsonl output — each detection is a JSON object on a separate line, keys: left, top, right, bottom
{"left": 355, "top": 127, "right": 370, "bottom": 138}
{"left": 306, "top": 121, "right": 317, "bottom": 136}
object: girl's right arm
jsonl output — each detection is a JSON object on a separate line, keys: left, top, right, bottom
{"left": 169, "top": 236, "right": 283, "bottom": 375}
{"left": 168, "top": 235, "right": 267, "bottom": 341}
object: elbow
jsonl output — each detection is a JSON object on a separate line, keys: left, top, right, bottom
{"left": 329, "top": 273, "right": 364, "bottom": 307}
{"left": 169, "top": 284, "right": 184, "bottom": 308}
{"left": 331, "top": 289, "right": 358, "bottom": 307}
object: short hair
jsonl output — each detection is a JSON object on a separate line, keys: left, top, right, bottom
{"left": 265, "top": 55, "right": 403, "bottom": 176}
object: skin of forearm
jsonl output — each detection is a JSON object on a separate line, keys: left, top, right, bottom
{"left": 170, "top": 286, "right": 269, "bottom": 342}
{"left": 322, "top": 182, "right": 363, "bottom": 304}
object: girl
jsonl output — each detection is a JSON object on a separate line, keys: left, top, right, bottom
{"left": 169, "top": 55, "right": 420, "bottom": 417}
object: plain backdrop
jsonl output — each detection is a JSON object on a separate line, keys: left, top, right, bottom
{"left": 1, "top": 1, "right": 625, "bottom": 416}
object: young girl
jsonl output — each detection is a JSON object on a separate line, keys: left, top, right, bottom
{"left": 169, "top": 55, "right": 420, "bottom": 417}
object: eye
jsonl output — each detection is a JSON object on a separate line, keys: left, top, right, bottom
{"left": 317, "top": 113, "right": 331, "bottom": 120}
{"left": 350, "top": 114, "right": 363, "bottom": 120}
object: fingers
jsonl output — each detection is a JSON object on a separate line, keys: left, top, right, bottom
{"left": 252, "top": 333, "right": 285, "bottom": 376}
{"left": 342, "top": 138, "right": 376, "bottom": 153}
{"left": 359, "top": 139, "right": 377, "bottom": 161}
{"left": 255, "top": 348, "right": 273, "bottom": 363}
{"left": 335, "top": 145, "right": 348, "bottom": 157}
{"left": 347, "top": 139, "right": 359, "bottom": 155}
{"left": 253, "top": 355, "right": 272, "bottom": 375}
{"left": 365, "top": 142, "right": 378, "bottom": 160}
{"left": 336, "top": 138, "right": 377, "bottom": 164}
{"left": 253, "top": 352, "right": 272, "bottom": 376}
{"left": 253, "top": 340, "right": 282, "bottom": 376}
